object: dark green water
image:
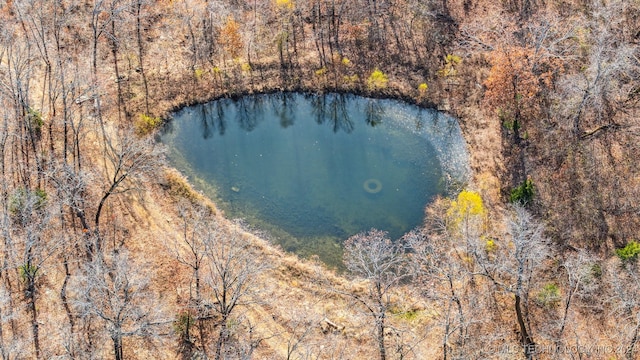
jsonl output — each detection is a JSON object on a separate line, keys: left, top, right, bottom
{"left": 161, "top": 93, "right": 469, "bottom": 267}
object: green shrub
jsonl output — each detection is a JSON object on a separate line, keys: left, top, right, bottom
{"left": 19, "top": 264, "right": 39, "bottom": 282}
{"left": 9, "top": 187, "right": 47, "bottom": 216}
{"left": 390, "top": 306, "right": 420, "bottom": 321}
{"left": 537, "top": 283, "right": 560, "bottom": 307}
{"left": 173, "top": 312, "right": 195, "bottom": 337}
{"left": 616, "top": 241, "right": 640, "bottom": 262}
{"left": 34, "top": 188, "right": 47, "bottom": 202}
{"left": 27, "top": 107, "right": 44, "bottom": 137}
{"left": 509, "top": 178, "right": 534, "bottom": 204}
{"left": 498, "top": 108, "right": 519, "bottom": 132}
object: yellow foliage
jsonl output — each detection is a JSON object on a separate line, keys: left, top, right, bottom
{"left": 241, "top": 62, "right": 251, "bottom": 73}
{"left": 450, "top": 190, "right": 485, "bottom": 217}
{"left": 462, "top": 254, "right": 474, "bottom": 265}
{"left": 194, "top": 68, "right": 205, "bottom": 80}
{"left": 445, "top": 54, "right": 461, "bottom": 64}
{"left": 367, "top": 68, "right": 388, "bottom": 90}
{"left": 437, "top": 54, "right": 461, "bottom": 77}
{"left": 447, "top": 190, "right": 485, "bottom": 230}
{"left": 575, "top": 27, "right": 590, "bottom": 53}
{"left": 135, "top": 114, "right": 162, "bottom": 135}
{"left": 418, "top": 83, "right": 428, "bottom": 96}
{"left": 341, "top": 57, "right": 351, "bottom": 66}
{"left": 276, "top": 0, "right": 294, "bottom": 10}
{"left": 315, "top": 67, "right": 327, "bottom": 76}
{"left": 484, "top": 237, "right": 497, "bottom": 252}
{"left": 343, "top": 74, "right": 359, "bottom": 84}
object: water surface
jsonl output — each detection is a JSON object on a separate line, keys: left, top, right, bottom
{"left": 161, "top": 93, "right": 469, "bottom": 267}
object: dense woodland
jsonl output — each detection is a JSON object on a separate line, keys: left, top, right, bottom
{"left": 0, "top": 0, "right": 639, "bottom": 359}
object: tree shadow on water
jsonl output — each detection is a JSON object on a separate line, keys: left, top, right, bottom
{"left": 271, "top": 92, "right": 296, "bottom": 128}
{"left": 235, "top": 95, "right": 266, "bottom": 132}
{"left": 309, "top": 94, "right": 355, "bottom": 133}
{"left": 199, "top": 101, "right": 227, "bottom": 139}
{"left": 365, "top": 99, "right": 384, "bottom": 127}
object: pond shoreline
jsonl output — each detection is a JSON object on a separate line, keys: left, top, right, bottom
{"left": 160, "top": 87, "right": 439, "bottom": 125}
{"left": 151, "top": 65, "right": 504, "bottom": 212}
{"left": 160, "top": 92, "right": 469, "bottom": 267}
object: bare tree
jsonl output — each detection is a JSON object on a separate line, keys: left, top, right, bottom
{"left": 554, "top": 0, "right": 640, "bottom": 138}
{"left": 274, "top": 305, "right": 325, "bottom": 360}
{"left": 94, "top": 128, "right": 160, "bottom": 248}
{"left": 167, "top": 202, "right": 214, "bottom": 357}
{"left": 405, "top": 196, "right": 488, "bottom": 359}
{"left": 608, "top": 256, "right": 640, "bottom": 360}
{"left": 343, "top": 229, "right": 409, "bottom": 360}
{"left": 73, "top": 249, "right": 166, "bottom": 360}
{"left": 7, "top": 184, "right": 59, "bottom": 360}
{"left": 405, "top": 229, "right": 472, "bottom": 359}
{"left": 555, "top": 250, "right": 601, "bottom": 343}
{"left": 0, "top": 112, "right": 19, "bottom": 357}
{"left": 0, "top": 284, "right": 24, "bottom": 360}
{"left": 133, "top": 0, "right": 151, "bottom": 115}
{"left": 533, "top": 0, "right": 640, "bottom": 254}
{"left": 202, "top": 223, "right": 267, "bottom": 360}
{"left": 216, "top": 314, "right": 269, "bottom": 360}
{"left": 475, "top": 205, "right": 551, "bottom": 359}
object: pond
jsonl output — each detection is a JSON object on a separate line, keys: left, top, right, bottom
{"left": 161, "top": 93, "right": 470, "bottom": 267}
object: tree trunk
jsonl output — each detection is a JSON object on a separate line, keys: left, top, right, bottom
{"left": 377, "top": 313, "right": 386, "bottom": 360}
{"left": 111, "top": 17, "right": 126, "bottom": 122}
{"left": 95, "top": 174, "right": 126, "bottom": 239}
{"left": 515, "top": 294, "right": 535, "bottom": 359}
{"left": 626, "top": 323, "right": 639, "bottom": 360}
{"left": 27, "top": 277, "right": 40, "bottom": 359}
{"left": 135, "top": 1, "right": 150, "bottom": 115}
{"left": 214, "top": 314, "right": 228, "bottom": 360}
{"left": 91, "top": 11, "right": 104, "bottom": 128}
{"left": 194, "top": 268, "right": 208, "bottom": 356}
{"left": 61, "top": 258, "right": 75, "bottom": 330}
{"left": 113, "top": 334, "right": 123, "bottom": 360}
{"left": 376, "top": 298, "right": 386, "bottom": 360}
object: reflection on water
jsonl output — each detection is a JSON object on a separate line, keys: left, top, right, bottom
{"left": 161, "top": 93, "right": 470, "bottom": 268}
{"left": 309, "top": 93, "right": 354, "bottom": 133}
